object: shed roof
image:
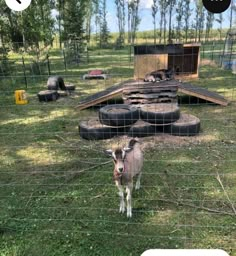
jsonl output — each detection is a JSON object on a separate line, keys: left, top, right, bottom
{"left": 134, "top": 43, "right": 201, "bottom": 55}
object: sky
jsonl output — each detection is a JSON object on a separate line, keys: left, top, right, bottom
{"left": 104, "top": 0, "right": 233, "bottom": 33}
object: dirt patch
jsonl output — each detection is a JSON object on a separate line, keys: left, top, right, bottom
{"left": 85, "top": 119, "right": 108, "bottom": 128}
{"left": 141, "top": 103, "right": 178, "bottom": 112}
{"left": 107, "top": 108, "right": 130, "bottom": 113}
{"left": 174, "top": 113, "right": 200, "bottom": 125}
{"left": 200, "top": 59, "right": 218, "bottom": 67}
{"left": 131, "top": 120, "right": 150, "bottom": 127}
{"left": 103, "top": 132, "right": 218, "bottom": 152}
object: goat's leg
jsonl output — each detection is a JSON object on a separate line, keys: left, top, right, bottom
{"left": 115, "top": 181, "right": 125, "bottom": 214}
{"left": 126, "top": 183, "right": 133, "bottom": 218}
{"left": 135, "top": 172, "right": 142, "bottom": 190}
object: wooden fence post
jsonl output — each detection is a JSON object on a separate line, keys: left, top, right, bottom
{"left": 211, "top": 42, "right": 215, "bottom": 61}
{"left": 22, "top": 56, "right": 28, "bottom": 89}
{"left": 47, "top": 54, "right": 51, "bottom": 76}
{"left": 63, "top": 50, "right": 67, "bottom": 72}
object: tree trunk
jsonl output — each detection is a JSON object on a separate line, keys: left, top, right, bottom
{"left": 168, "top": 6, "right": 172, "bottom": 43}
{"left": 163, "top": 13, "right": 166, "bottom": 44}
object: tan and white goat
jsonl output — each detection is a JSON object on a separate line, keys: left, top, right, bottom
{"left": 105, "top": 138, "right": 143, "bottom": 218}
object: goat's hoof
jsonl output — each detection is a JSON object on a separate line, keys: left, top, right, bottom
{"left": 127, "top": 212, "right": 132, "bottom": 218}
{"left": 119, "top": 206, "right": 125, "bottom": 214}
{"left": 127, "top": 209, "right": 132, "bottom": 218}
{"left": 135, "top": 184, "right": 140, "bottom": 190}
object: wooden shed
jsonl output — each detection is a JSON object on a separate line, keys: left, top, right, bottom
{"left": 134, "top": 43, "right": 201, "bottom": 80}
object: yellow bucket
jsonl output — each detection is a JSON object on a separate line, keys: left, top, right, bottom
{"left": 15, "top": 90, "right": 28, "bottom": 105}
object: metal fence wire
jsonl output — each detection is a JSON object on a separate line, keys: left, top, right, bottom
{"left": 0, "top": 42, "right": 235, "bottom": 256}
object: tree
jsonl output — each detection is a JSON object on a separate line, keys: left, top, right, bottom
{"left": 0, "top": 7, "right": 23, "bottom": 50}
{"left": 0, "top": 0, "right": 54, "bottom": 50}
{"left": 183, "top": 0, "right": 191, "bottom": 42}
{"left": 176, "top": 0, "right": 184, "bottom": 41}
{"left": 94, "top": 0, "right": 101, "bottom": 47}
{"left": 205, "top": 11, "right": 214, "bottom": 42}
{"left": 99, "top": 0, "right": 110, "bottom": 48}
{"left": 115, "top": 0, "right": 126, "bottom": 48}
{"left": 0, "top": 4, "right": 10, "bottom": 46}
{"left": 193, "top": 0, "right": 205, "bottom": 42}
{"left": 168, "top": 0, "right": 176, "bottom": 43}
{"left": 84, "top": 0, "right": 97, "bottom": 45}
{"left": 229, "top": 0, "right": 234, "bottom": 30}
{"left": 216, "top": 14, "right": 223, "bottom": 41}
{"left": 56, "top": 0, "right": 64, "bottom": 48}
{"left": 127, "top": 0, "right": 140, "bottom": 45}
{"left": 152, "top": 0, "right": 158, "bottom": 45}
{"left": 62, "top": 0, "right": 86, "bottom": 41}
{"left": 0, "top": 46, "right": 9, "bottom": 76}
{"left": 158, "top": 0, "right": 168, "bottom": 44}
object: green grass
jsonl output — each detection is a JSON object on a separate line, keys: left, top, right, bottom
{"left": 0, "top": 48, "right": 236, "bottom": 256}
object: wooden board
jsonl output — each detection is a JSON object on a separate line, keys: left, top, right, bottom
{"left": 178, "top": 82, "right": 229, "bottom": 106}
{"left": 123, "top": 92, "right": 177, "bottom": 99}
{"left": 123, "top": 85, "right": 178, "bottom": 94}
{"left": 76, "top": 79, "right": 228, "bottom": 110}
{"left": 75, "top": 80, "right": 133, "bottom": 110}
{"left": 124, "top": 98, "right": 177, "bottom": 104}
{"left": 134, "top": 54, "right": 168, "bottom": 80}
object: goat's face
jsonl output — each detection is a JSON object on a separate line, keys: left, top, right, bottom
{"left": 105, "top": 147, "right": 131, "bottom": 174}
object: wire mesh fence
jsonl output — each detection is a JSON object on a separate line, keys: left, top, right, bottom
{"left": 0, "top": 41, "right": 236, "bottom": 255}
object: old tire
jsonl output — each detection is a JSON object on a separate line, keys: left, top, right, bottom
{"left": 37, "top": 90, "right": 59, "bottom": 102}
{"left": 47, "top": 76, "right": 66, "bottom": 90}
{"left": 168, "top": 113, "right": 200, "bottom": 136}
{"left": 140, "top": 103, "right": 180, "bottom": 124}
{"left": 128, "top": 120, "right": 156, "bottom": 137}
{"left": 128, "top": 121, "right": 172, "bottom": 137}
{"left": 99, "top": 104, "right": 139, "bottom": 127}
{"left": 79, "top": 119, "right": 129, "bottom": 140}
{"left": 65, "top": 84, "right": 75, "bottom": 91}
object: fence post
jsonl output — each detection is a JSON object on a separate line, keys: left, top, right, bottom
{"left": 47, "top": 54, "right": 51, "bottom": 76}
{"left": 86, "top": 49, "right": 89, "bottom": 64}
{"left": 63, "top": 49, "right": 67, "bottom": 72}
{"left": 211, "top": 42, "right": 215, "bottom": 61}
{"left": 129, "top": 43, "right": 132, "bottom": 62}
{"left": 22, "top": 56, "right": 28, "bottom": 89}
{"left": 202, "top": 43, "right": 205, "bottom": 59}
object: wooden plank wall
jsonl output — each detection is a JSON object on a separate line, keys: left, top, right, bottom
{"left": 134, "top": 54, "right": 168, "bottom": 80}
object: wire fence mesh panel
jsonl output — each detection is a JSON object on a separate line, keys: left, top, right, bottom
{"left": 0, "top": 43, "right": 236, "bottom": 256}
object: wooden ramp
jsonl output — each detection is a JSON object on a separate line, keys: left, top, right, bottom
{"left": 178, "top": 82, "right": 229, "bottom": 106}
{"left": 76, "top": 80, "right": 228, "bottom": 110}
{"left": 76, "top": 80, "right": 134, "bottom": 110}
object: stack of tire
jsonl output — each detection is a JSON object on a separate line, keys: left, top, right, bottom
{"left": 79, "top": 103, "right": 201, "bottom": 140}
{"left": 37, "top": 76, "right": 75, "bottom": 102}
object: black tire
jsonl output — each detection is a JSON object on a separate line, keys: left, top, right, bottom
{"left": 58, "top": 90, "right": 68, "bottom": 97}
{"left": 128, "top": 120, "right": 156, "bottom": 137}
{"left": 79, "top": 119, "right": 130, "bottom": 140}
{"left": 153, "top": 123, "right": 172, "bottom": 134}
{"left": 99, "top": 104, "right": 139, "bottom": 127}
{"left": 37, "top": 90, "right": 59, "bottom": 102}
{"left": 168, "top": 113, "right": 200, "bottom": 136}
{"left": 47, "top": 76, "right": 66, "bottom": 91}
{"left": 65, "top": 84, "right": 75, "bottom": 91}
{"left": 128, "top": 121, "right": 172, "bottom": 137}
{"left": 140, "top": 103, "right": 180, "bottom": 124}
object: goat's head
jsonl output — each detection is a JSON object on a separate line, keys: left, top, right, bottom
{"left": 105, "top": 147, "right": 132, "bottom": 174}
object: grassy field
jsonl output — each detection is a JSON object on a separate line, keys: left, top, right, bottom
{"left": 0, "top": 48, "right": 236, "bottom": 256}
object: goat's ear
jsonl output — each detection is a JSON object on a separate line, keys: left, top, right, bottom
{"left": 104, "top": 149, "right": 113, "bottom": 156}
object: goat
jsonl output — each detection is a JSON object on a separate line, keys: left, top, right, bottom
{"left": 144, "top": 67, "right": 176, "bottom": 82}
{"left": 105, "top": 138, "right": 143, "bottom": 218}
